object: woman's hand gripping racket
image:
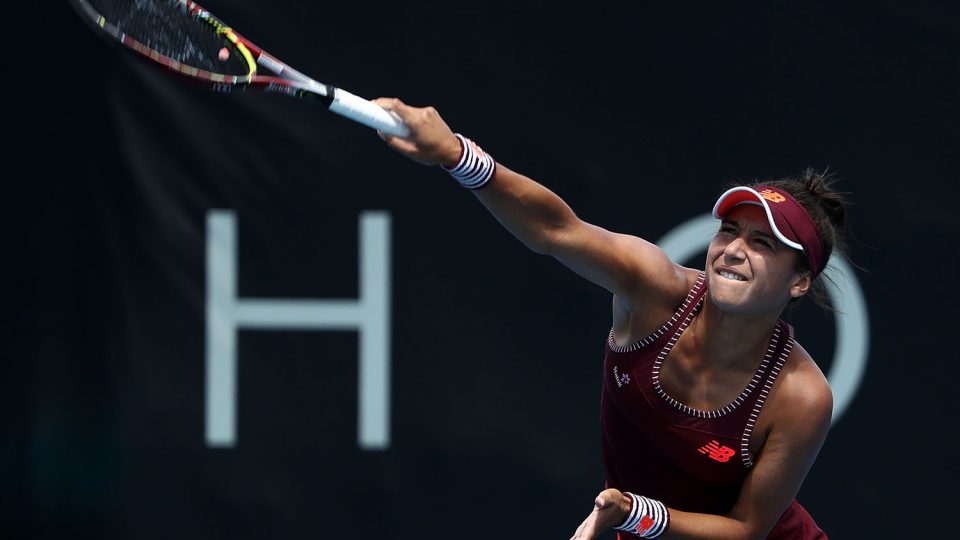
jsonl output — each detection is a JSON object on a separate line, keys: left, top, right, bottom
{"left": 70, "top": 0, "right": 410, "bottom": 137}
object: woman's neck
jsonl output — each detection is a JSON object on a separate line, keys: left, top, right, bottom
{"left": 688, "top": 295, "right": 784, "bottom": 369}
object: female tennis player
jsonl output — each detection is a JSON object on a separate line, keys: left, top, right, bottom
{"left": 374, "top": 98, "right": 847, "bottom": 539}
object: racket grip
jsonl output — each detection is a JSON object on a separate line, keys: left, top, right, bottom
{"left": 329, "top": 89, "right": 411, "bottom": 138}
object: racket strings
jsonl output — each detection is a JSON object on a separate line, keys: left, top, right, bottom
{"left": 89, "top": 0, "right": 249, "bottom": 75}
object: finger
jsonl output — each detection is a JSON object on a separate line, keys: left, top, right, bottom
{"left": 571, "top": 520, "right": 587, "bottom": 540}
{"left": 371, "top": 97, "right": 398, "bottom": 110}
{"left": 377, "top": 97, "right": 419, "bottom": 123}
{"left": 384, "top": 136, "right": 420, "bottom": 156}
{"left": 573, "top": 515, "right": 597, "bottom": 540}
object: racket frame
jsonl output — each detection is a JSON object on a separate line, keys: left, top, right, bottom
{"left": 71, "top": 0, "right": 410, "bottom": 136}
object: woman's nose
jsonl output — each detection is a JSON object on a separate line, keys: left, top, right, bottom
{"left": 723, "top": 237, "right": 747, "bottom": 260}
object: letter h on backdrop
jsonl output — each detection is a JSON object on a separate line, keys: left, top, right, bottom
{"left": 204, "top": 210, "right": 391, "bottom": 450}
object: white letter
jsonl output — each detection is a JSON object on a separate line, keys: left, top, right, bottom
{"left": 205, "top": 210, "right": 391, "bottom": 449}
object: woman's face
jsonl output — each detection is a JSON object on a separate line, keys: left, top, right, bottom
{"left": 705, "top": 204, "right": 809, "bottom": 317}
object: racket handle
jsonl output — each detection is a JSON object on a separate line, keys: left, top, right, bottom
{"left": 329, "top": 89, "right": 411, "bottom": 138}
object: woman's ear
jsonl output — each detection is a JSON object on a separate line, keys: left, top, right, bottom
{"left": 790, "top": 271, "right": 812, "bottom": 299}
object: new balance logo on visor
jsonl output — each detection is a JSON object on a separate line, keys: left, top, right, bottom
{"left": 698, "top": 440, "right": 735, "bottom": 462}
{"left": 759, "top": 189, "right": 786, "bottom": 203}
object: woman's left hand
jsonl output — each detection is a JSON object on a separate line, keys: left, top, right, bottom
{"left": 570, "top": 488, "right": 631, "bottom": 540}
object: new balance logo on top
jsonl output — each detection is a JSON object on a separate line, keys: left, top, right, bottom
{"left": 613, "top": 365, "right": 630, "bottom": 387}
{"left": 698, "top": 440, "right": 736, "bottom": 462}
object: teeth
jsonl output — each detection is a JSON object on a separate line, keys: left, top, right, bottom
{"left": 719, "top": 270, "right": 745, "bottom": 281}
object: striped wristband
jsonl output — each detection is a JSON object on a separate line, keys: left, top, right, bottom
{"left": 442, "top": 133, "right": 496, "bottom": 189}
{"left": 613, "top": 492, "right": 669, "bottom": 538}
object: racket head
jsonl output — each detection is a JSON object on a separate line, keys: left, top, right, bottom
{"left": 70, "top": 0, "right": 405, "bottom": 135}
{"left": 70, "top": 0, "right": 257, "bottom": 86}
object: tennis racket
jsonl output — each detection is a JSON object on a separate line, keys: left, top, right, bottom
{"left": 69, "top": 0, "right": 410, "bottom": 137}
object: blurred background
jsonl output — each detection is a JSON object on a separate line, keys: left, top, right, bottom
{"left": 9, "top": 0, "right": 958, "bottom": 537}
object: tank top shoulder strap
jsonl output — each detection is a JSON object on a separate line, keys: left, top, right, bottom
{"left": 607, "top": 272, "right": 707, "bottom": 353}
{"left": 740, "top": 319, "right": 796, "bottom": 467}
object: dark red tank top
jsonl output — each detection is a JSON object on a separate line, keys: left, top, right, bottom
{"left": 601, "top": 272, "right": 826, "bottom": 539}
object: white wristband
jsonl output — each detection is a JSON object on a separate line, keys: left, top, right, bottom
{"left": 613, "top": 492, "right": 669, "bottom": 538}
{"left": 442, "top": 133, "right": 496, "bottom": 189}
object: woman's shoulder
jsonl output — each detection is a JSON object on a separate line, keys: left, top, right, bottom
{"left": 610, "top": 266, "right": 703, "bottom": 346}
{"left": 638, "top": 264, "right": 702, "bottom": 307}
{"left": 748, "top": 341, "right": 832, "bottom": 459}
{"left": 680, "top": 267, "right": 705, "bottom": 294}
{"left": 769, "top": 341, "right": 834, "bottom": 428}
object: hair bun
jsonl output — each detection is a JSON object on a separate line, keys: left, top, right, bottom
{"left": 801, "top": 168, "right": 848, "bottom": 235}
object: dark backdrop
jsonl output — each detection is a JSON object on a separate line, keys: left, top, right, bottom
{"left": 9, "top": 1, "right": 958, "bottom": 538}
